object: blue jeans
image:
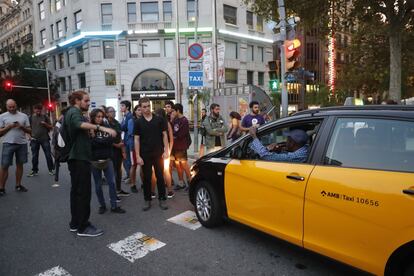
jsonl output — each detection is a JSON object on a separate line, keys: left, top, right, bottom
{"left": 30, "top": 139, "right": 54, "bottom": 172}
{"left": 122, "top": 144, "right": 131, "bottom": 178}
{"left": 91, "top": 160, "right": 117, "bottom": 209}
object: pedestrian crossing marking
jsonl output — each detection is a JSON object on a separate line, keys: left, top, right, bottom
{"left": 108, "top": 232, "right": 166, "bottom": 263}
{"left": 35, "top": 266, "right": 71, "bottom": 276}
{"left": 167, "top": 210, "right": 202, "bottom": 230}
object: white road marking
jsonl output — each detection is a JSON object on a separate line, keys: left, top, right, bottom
{"left": 108, "top": 232, "right": 166, "bottom": 263}
{"left": 167, "top": 210, "right": 202, "bottom": 230}
{"left": 35, "top": 266, "right": 71, "bottom": 276}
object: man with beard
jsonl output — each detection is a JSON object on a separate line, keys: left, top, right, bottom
{"left": 203, "top": 103, "right": 228, "bottom": 154}
{"left": 240, "top": 101, "right": 266, "bottom": 133}
{"left": 65, "top": 91, "right": 116, "bottom": 237}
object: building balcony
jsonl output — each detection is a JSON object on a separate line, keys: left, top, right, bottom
{"left": 127, "top": 21, "right": 175, "bottom": 32}
{"left": 21, "top": 33, "right": 33, "bottom": 44}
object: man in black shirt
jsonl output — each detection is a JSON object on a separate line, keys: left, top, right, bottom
{"left": 134, "top": 97, "right": 169, "bottom": 211}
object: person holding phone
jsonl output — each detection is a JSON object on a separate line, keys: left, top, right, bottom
{"left": 27, "top": 104, "right": 54, "bottom": 177}
{"left": 0, "top": 99, "right": 31, "bottom": 196}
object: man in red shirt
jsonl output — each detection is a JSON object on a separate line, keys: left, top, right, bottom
{"left": 171, "top": 104, "right": 191, "bottom": 190}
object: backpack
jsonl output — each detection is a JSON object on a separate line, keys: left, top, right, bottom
{"left": 55, "top": 116, "right": 71, "bottom": 163}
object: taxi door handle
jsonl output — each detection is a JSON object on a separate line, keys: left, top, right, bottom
{"left": 403, "top": 189, "right": 414, "bottom": 195}
{"left": 286, "top": 175, "right": 305, "bottom": 181}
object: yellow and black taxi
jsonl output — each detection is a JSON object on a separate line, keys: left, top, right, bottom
{"left": 189, "top": 105, "right": 414, "bottom": 276}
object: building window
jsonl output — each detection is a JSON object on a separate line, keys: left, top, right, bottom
{"left": 49, "top": 0, "right": 54, "bottom": 13}
{"left": 40, "top": 29, "right": 46, "bottom": 46}
{"left": 59, "top": 77, "right": 66, "bottom": 92}
{"left": 63, "top": 17, "right": 68, "bottom": 34}
{"left": 66, "top": 51, "right": 70, "bottom": 67}
{"left": 52, "top": 55, "right": 56, "bottom": 70}
{"left": 56, "top": 21, "right": 63, "bottom": 38}
{"left": 246, "top": 11, "right": 253, "bottom": 29}
{"left": 247, "top": 71, "right": 254, "bottom": 85}
{"left": 142, "top": 39, "right": 160, "bottom": 57}
{"left": 225, "top": 41, "right": 237, "bottom": 59}
{"left": 68, "top": 76, "right": 72, "bottom": 91}
{"left": 76, "top": 46, "right": 84, "bottom": 63}
{"left": 58, "top": 53, "right": 64, "bottom": 69}
{"left": 39, "top": 1, "right": 45, "bottom": 20}
{"left": 163, "top": 1, "right": 172, "bottom": 21}
{"left": 55, "top": 0, "right": 61, "bottom": 11}
{"left": 131, "top": 69, "right": 174, "bottom": 91}
{"left": 187, "top": 0, "right": 196, "bottom": 21}
{"left": 247, "top": 45, "right": 254, "bottom": 61}
{"left": 141, "top": 2, "right": 159, "bottom": 22}
{"left": 258, "top": 72, "right": 264, "bottom": 85}
{"left": 101, "top": 4, "right": 113, "bottom": 25}
{"left": 225, "top": 68, "right": 238, "bottom": 84}
{"left": 129, "top": 40, "right": 139, "bottom": 58}
{"left": 258, "top": 47, "right": 264, "bottom": 62}
{"left": 104, "top": 69, "right": 116, "bottom": 86}
{"left": 103, "top": 41, "right": 115, "bottom": 59}
{"left": 164, "top": 39, "right": 174, "bottom": 57}
{"left": 127, "top": 3, "right": 136, "bottom": 23}
{"left": 74, "top": 10, "right": 82, "bottom": 30}
{"left": 78, "top": 73, "right": 86, "bottom": 88}
{"left": 224, "top": 5, "right": 237, "bottom": 25}
{"left": 50, "top": 24, "right": 54, "bottom": 40}
{"left": 257, "top": 16, "right": 263, "bottom": 32}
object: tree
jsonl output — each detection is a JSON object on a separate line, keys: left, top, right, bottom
{"left": 0, "top": 52, "right": 53, "bottom": 111}
{"left": 243, "top": 0, "right": 414, "bottom": 101}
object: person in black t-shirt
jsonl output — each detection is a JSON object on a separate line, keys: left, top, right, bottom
{"left": 134, "top": 97, "right": 169, "bottom": 211}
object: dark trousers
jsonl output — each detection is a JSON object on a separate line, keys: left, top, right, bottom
{"left": 142, "top": 154, "right": 166, "bottom": 201}
{"left": 123, "top": 144, "right": 131, "bottom": 178}
{"left": 112, "top": 149, "right": 123, "bottom": 191}
{"left": 54, "top": 160, "right": 60, "bottom": 182}
{"left": 30, "top": 139, "right": 54, "bottom": 172}
{"left": 68, "top": 160, "right": 91, "bottom": 231}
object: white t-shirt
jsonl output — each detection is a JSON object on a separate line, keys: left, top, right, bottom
{"left": 0, "top": 111, "right": 30, "bottom": 144}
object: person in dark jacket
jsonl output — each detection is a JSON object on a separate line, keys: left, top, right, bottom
{"left": 171, "top": 103, "right": 191, "bottom": 190}
{"left": 90, "top": 109, "right": 126, "bottom": 215}
{"left": 51, "top": 107, "right": 68, "bottom": 186}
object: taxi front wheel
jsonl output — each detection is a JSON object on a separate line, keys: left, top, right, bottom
{"left": 195, "top": 181, "right": 224, "bottom": 228}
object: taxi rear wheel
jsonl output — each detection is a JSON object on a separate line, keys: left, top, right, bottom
{"left": 194, "top": 181, "right": 223, "bottom": 228}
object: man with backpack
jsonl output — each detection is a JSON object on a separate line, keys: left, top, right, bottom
{"left": 27, "top": 104, "right": 54, "bottom": 177}
{"left": 65, "top": 91, "right": 116, "bottom": 237}
{"left": 171, "top": 103, "right": 192, "bottom": 190}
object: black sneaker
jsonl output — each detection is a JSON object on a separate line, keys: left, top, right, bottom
{"left": 142, "top": 201, "right": 151, "bottom": 211}
{"left": 159, "top": 200, "right": 168, "bottom": 210}
{"left": 167, "top": 191, "right": 175, "bottom": 199}
{"left": 15, "top": 185, "right": 28, "bottom": 192}
{"left": 69, "top": 223, "right": 78, "bottom": 232}
{"left": 117, "top": 189, "right": 130, "bottom": 197}
{"left": 111, "top": 207, "right": 126, "bottom": 214}
{"left": 173, "top": 184, "right": 185, "bottom": 191}
{"left": 131, "top": 185, "right": 138, "bottom": 193}
{"left": 116, "top": 196, "right": 121, "bottom": 203}
{"left": 27, "top": 171, "right": 38, "bottom": 177}
{"left": 77, "top": 225, "right": 103, "bottom": 237}
{"left": 151, "top": 192, "right": 156, "bottom": 199}
{"left": 98, "top": 206, "right": 106, "bottom": 214}
{"left": 0, "top": 189, "right": 5, "bottom": 196}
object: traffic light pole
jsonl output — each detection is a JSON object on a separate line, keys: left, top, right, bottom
{"left": 277, "top": 0, "right": 288, "bottom": 117}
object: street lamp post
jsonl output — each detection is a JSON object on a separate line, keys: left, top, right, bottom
{"left": 23, "top": 67, "right": 52, "bottom": 122}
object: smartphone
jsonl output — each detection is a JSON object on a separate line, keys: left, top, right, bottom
{"left": 13, "top": 121, "right": 18, "bottom": 124}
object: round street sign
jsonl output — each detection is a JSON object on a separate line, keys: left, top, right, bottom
{"left": 188, "top": 43, "right": 204, "bottom": 60}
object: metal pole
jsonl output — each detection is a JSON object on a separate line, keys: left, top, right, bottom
{"left": 212, "top": 0, "right": 218, "bottom": 90}
{"left": 193, "top": 0, "right": 199, "bottom": 153}
{"left": 277, "top": 0, "right": 288, "bottom": 117}
{"left": 175, "top": 0, "right": 182, "bottom": 103}
{"left": 45, "top": 69, "right": 53, "bottom": 123}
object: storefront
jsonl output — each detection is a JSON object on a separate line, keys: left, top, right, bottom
{"left": 131, "top": 69, "right": 175, "bottom": 110}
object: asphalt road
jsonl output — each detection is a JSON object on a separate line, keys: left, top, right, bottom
{"left": 0, "top": 145, "right": 370, "bottom": 276}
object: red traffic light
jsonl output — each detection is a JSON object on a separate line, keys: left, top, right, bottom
{"left": 4, "top": 80, "right": 13, "bottom": 92}
{"left": 46, "top": 102, "right": 54, "bottom": 111}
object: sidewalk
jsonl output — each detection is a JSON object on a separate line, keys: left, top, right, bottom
{"left": 187, "top": 131, "right": 200, "bottom": 161}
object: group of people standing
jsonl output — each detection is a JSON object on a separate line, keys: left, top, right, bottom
{"left": 198, "top": 100, "right": 266, "bottom": 156}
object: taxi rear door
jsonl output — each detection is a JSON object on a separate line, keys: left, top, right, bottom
{"left": 303, "top": 116, "right": 414, "bottom": 275}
